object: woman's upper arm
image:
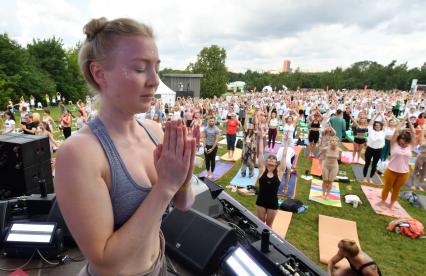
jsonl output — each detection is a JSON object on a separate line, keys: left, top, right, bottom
{"left": 55, "top": 137, "right": 114, "bottom": 265}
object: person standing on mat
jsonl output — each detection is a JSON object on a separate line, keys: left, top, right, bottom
{"left": 223, "top": 112, "right": 240, "bottom": 159}
{"left": 255, "top": 129, "right": 290, "bottom": 227}
{"left": 329, "top": 109, "right": 346, "bottom": 142}
{"left": 319, "top": 124, "right": 336, "bottom": 170}
{"left": 381, "top": 118, "right": 397, "bottom": 161}
{"left": 241, "top": 118, "right": 257, "bottom": 178}
{"left": 55, "top": 17, "right": 196, "bottom": 276}
{"left": 202, "top": 117, "right": 220, "bottom": 179}
{"left": 320, "top": 136, "right": 342, "bottom": 200}
{"left": 266, "top": 109, "right": 279, "bottom": 152}
{"left": 350, "top": 115, "right": 368, "bottom": 163}
{"left": 411, "top": 129, "right": 426, "bottom": 191}
{"left": 363, "top": 113, "right": 385, "bottom": 183}
{"left": 328, "top": 239, "right": 382, "bottom": 276}
{"left": 378, "top": 116, "right": 415, "bottom": 209}
{"left": 308, "top": 111, "right": 323, "bottom": 158}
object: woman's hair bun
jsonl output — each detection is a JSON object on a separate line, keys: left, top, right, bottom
{"left": 83, "top": 17, "right": 108, "bottom": 41}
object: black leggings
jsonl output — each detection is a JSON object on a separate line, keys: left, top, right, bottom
{"left": 226, "top": 134, "right": 236, "bottom": 150}
{"left": 63, "top": 127, "right": 71, "bottom": 139}
{"left": 363, "top": 146, "right": 382, "bottom": 178}
{"left": 268, "top": 128, "right": 277, "bottom": 148}
{"left": 204, "top": 145, "right": 218, "bottom": 172}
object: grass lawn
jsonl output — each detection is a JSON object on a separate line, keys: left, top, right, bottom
{"left": 9, "top": 106, "right": 426, "bottom": 275}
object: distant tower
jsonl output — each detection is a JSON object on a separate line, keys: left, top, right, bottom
{"left": 282, "top": 59, "right": 291, "bottom": 73}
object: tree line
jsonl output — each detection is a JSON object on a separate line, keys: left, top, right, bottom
{"left": 228, "top": 60, "right": 426, "bottom": 92}
{"left": 0, "top": 34, "right": 86, "bottom": 109}
{"left": 2, "top": 33, "right": 426, "bottom": 109}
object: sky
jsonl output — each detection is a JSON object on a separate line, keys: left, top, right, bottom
{"left": 1, "top": 0, "right": 425, "bottom": 72}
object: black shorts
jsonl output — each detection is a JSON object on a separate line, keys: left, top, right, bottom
{"left": 299, "top": 109, "right": 304, "bottom": 115}
{"left": 308, "top": 131, "right": 320, "bottom": 144}
{"left": 354, "top": 137, "right": 366, "bottom": 145}
{"left": 256, "top": 196, "right": 279, "bottom": 210}
{"left": 186, "top": 120, "right": 193, "bottom": 128}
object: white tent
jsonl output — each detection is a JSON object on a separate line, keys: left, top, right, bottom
{"left": 155, "top": 79, "right": 176, "bottom": 105}
{"left": 262, "top": 85, "right": 273, "bottom": 92}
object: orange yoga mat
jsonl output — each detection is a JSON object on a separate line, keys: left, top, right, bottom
{"left": 271, "top": 210, "right": 293, "bottom": 239}
{"left": 319, "top": 215, "right": 361, "bottom": 268}
{"left": 342, "top": 143, "right": 354, "bottom": 151}
{"left": 310, "top": 158, "right": 322, "bottom": 176}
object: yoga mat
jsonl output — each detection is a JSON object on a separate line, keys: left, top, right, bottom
{"left": 351, "top": 164, "right": 382, "bottom": 185}
{"left": 265, "top": 143, "right": 281, "bottom": 154}
{"left": 197, "top": 162, "right": 234, "bottom": 181}
{"left": 310, "top": 158, "right": 322, "bottom": 176}
{"left": 230, "top": 167, "right": 259, "bottom": 187}
{"left": 341, "top": 151, "right": 365, "bottom": 165}
{"left": 304, "top": 147, "right": 319, "bottom": 158}
{"left": 361, "top": 185, "right": 412, "bottom": 219}
{"left": 412, "top": 146, "right": 420, "bottom": 155}
{"left": 272, "top": 210, "right": 293, "bottom": 239}
{"left": 342, "top": 143, "right": 354, "bottom": 151}
{"left": 277, "top": 173, "right": 297, "bottom": 198}
{"left": 345, "top": 130, "right": 354, "bottom": 142}
{"left": 309, "top": 179, "right": 342, "bottom": 207}
{"left": 319, "top": 215, "right": 360, "bottom": 268}
{"left": 404, "top": 174, "right": 426, "bottom": 190}
{"left": 220, "top": 148, "right": 242, "bottom": 161}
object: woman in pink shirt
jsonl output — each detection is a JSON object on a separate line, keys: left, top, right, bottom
{"left": 378, "top": 116, "right": 416, "bottom": 209}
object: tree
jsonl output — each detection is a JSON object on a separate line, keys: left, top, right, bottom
{"left": 0, "top": 34, "right": 56, "bottom": 108}
{"left": 27, "top": 38, "right": 87, "bottom": 102}
{"left": 187, "top": 45, "right": 227, "bottom": 98}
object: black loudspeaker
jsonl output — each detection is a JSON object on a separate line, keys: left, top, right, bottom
{"left": 0, "top": 133, "right": 53, "bottom": 199}
{"left": 47, "top": 199, "right": 75, "bottom": 245}
{"left": 192, "top": 189, "right": 224, "bottom": 218}
{"left": 161, "top": 208, "right": 237, "bottom": 275}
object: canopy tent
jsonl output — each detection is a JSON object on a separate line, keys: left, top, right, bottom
{"left": 227, "top": 81, "right": 246, "bottom": 91}
{"left": 262, "top": 85, "right": 273, "bottom": 92}
{"left": 155, "top": 79, "right": 176, "bottom": 105}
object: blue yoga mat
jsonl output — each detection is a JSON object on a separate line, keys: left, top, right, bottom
{"left": 277, "top": 173, "right": 297, "bottom": 197}
{"left": 230, "top": 168, "right": 259, "bottom": 187}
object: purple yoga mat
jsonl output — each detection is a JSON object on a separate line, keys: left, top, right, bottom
{"left": 265, "top": 144, "right": 281, "bottom": 154}
{"left": 198, "top": 162, "right": 234, "bottom": 181}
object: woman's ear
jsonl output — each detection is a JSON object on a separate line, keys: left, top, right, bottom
{"left": 90, "top": 62, "right": 107, "bottom": 90}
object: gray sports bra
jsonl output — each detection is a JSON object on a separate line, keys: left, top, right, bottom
{"left": 88, "top": 117, "right": 159, "bottom": 229}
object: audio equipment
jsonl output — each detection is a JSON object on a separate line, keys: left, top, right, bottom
{"left": 161, "top": 208, "right": 237, "bottom": 275}
{"left": 0, "top": 133, "right": 53, "bottom": 199}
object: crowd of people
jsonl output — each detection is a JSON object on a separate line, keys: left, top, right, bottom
{"left": 1, "top": 16, "right": 424, "bottom": 276}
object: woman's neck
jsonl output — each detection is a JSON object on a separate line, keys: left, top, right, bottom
{"left": 98, "top": 100, "right": 139, "bottom": 136}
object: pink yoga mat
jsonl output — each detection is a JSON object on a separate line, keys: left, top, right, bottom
{"left": 341, "top": 151, "right": 365, "bottom": 165}
{"left": 361, "top": 185, "right": 411, "bottom": 219}
{"left": 198, "top": 162, "right": 234, "bottom": 181}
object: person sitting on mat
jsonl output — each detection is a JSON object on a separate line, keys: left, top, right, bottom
{"left": 255, "top": 129, "right": 290, "bottom": 227}
{"left": 350, "top": 114, "right": 368, "bottom": 164}
{"left": 377, "top": 115, "right": 415, "bottom": 209}
{"left": 320, "top": 136, "right": 342, "bottom": 199}
{"left": 328, "top": 239, "right": 382, "bottom": 276}
{"left": 362, "top": 111, "right": 385, "bottom": 183}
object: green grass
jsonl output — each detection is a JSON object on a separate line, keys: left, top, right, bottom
{"left": 9, "top": 107, "right": 426, "bottom": 275}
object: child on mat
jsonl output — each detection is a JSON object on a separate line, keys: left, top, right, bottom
{"left": 320, "top": 136, "right": 342, "bottom": 199}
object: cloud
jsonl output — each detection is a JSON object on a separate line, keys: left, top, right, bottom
{"left": 0, "top": 0, "right": 425, "bottom": 72}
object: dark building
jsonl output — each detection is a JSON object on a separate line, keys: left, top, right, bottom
{"left": 162, "top": 74, "right": 203, "bottom": 99}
